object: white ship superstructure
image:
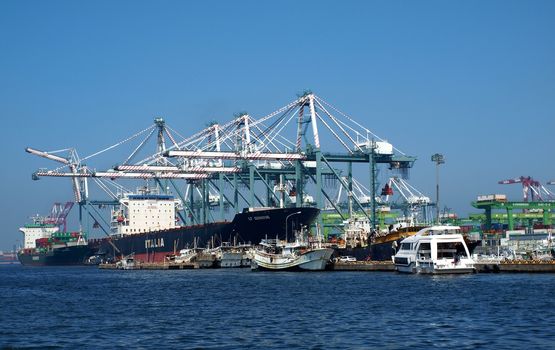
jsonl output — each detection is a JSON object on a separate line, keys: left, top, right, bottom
{"left": 111, "top": 189, "right": 181, "bottom": 235}
{"left": 19, "top": 217, "right": 59, "bottom": 249}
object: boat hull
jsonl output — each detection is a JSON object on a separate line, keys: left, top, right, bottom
{"left": 252, "top": 248, "right": 334, "bottom": 271}
{"left": 395, "top": 261, "right": 476, "bottom": 274}
{"left": 333, "top": 226, "right": 428, "bottom": 261}
{"left": 98, "top": 207, "right": 321, "bottom": 263}
{"left": 333, "top": 242, "right": 397, "bottom": 261}
{"left": 217, "top": 252, "right": 243, "bottom": 268}
{"left": 98, "top": 222, "right": 232, "bottom": 263}
{"left": 17, "top": 244, "right": 94, "bottom": 266}
{"left": 229, "top": 207, "right": 321, "bottom": 242}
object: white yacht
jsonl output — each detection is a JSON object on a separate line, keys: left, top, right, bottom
{"left": 393, "top": 225, "right": 475, "bottom": 274}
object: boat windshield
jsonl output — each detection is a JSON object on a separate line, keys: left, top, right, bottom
{"left": 436, "top": 242, "right": 468, "bottom": 259}
{"left": 424, "top": 228, "right": 461, "bottom": 235}
{"left": 417, "top": 242, "right": 431, "bottom": 260}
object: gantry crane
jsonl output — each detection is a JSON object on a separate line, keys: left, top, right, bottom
{"left": 26, "top": 92, "right": 417, "bottom": 233}
{"left": 498, "top": 176, "right": 554, "bottom": 202}
{"left": 381, "top": 176, "right": 433, "bottom": 223}
{"left": 26, "top": 147, "right": 86, "bottom": 202}
{"left": 44, "top": 202, "right": 74, "bottom": 232}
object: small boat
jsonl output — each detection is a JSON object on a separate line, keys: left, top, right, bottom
{"left": 196, "top": 249, "right": 218, "bottom": 268}
{"left": 116, "top": 253, "right": 137, "bottom": 270}
{"left": 251, "top": 239, "right": 333, "bottom": 271}
{"left": 173, "top": 248, "right": 200, "bottom": 264}
{"left": 251, "top": 226, "right": 333, "bottom": 271}
{"left": 394, "top": 225, "right": 475, "bottom": 274}
{"left": 215, "top": 243, "right": 251, "bottom": 268}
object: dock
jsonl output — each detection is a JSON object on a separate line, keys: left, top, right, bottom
{"left": 475, "top": 260, "right": 555, "bottom": 273}
{"left": 99, "top": 262, "right": 198, "bottom": 270}
{"left": 98, "top": 259, "right": 555, "bottom": 273}
{"left": 330, "top": 261, "right": 395, "bottom": 271}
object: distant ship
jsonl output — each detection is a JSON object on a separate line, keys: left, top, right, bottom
{"left": 97, "top": 189, "right": 321, "bottom": 263}
{"left": 0, "top": 251, "right": 18, "bottom": 264}
{"left": 17, "top": 209, "right": 95, "bottom": 266}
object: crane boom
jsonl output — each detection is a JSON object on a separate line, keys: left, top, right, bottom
{"left": 498, "top": 178, "right": 522, "bottom": 184}
{"left": 26, "top": 147, "right": 70, "bottom": 164}
{"left": 498, "top": 176, "right": 543, "bottom": 201}
{"left": 94, "top": 172, "right": 209, "bottom": 179}
{"left": 26, "top": 147, "right": 83, "bottom": 202}
{"left": 33, "top": 171, "right": 209, "bottom": 180}
{"left": 115, "top": 165, "right": 241, "bottom": 173}
{"left": 165, "top": 150, "right": 306, "bottom": 161}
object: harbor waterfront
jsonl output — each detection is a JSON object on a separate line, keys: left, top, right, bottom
{"left": 97, "top": 259, "right": 555, "bottom": 273}
{"left": 1, "top": 264, "right": 554, "bottom": 349}
{"left": 3, "top": 1, "right": 555, "bottom": 349}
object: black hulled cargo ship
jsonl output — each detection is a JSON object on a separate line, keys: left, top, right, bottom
{"left": 97, "top": 192, "right": 321, "bottom": 262}
{"left": 18, "top": 243, "right": 95, "bottom": 266}
{"left": 17, "top": 209, "right": 96, "bottom": 266}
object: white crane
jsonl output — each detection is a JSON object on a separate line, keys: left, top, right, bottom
{"left": 26, "top": 147, "right": 85, "bottom": 202}
{"left": 383, "top": 177, "right": 431, "bottom": 206}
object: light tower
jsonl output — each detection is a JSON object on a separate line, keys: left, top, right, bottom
{"left": 431, "top": 153, "right": 445, "bottom": 223}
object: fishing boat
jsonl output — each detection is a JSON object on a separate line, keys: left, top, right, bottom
{"left": 393, "top": 225, "right": 475, "bottom": 274}
{"left": 215, "top": 242, "right": 252, "bottom": 268}
{"left": 251, "top": 239, "right": 333, "bottom": 271}
{"left": 172, "top": 248, "right": 200, "bottom": 264}
{"left": 251, "top": 227, "right": 333, "bottom": 271}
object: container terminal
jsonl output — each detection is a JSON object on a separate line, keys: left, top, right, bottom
{"left": 19, "top": 92, "right": 555, "bottom": 270}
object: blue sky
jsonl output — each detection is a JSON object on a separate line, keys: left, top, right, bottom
{"left": 1, "top": 1, "right": 554, "bottom": 249}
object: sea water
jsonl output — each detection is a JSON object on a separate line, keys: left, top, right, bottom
{"left": 1, "top": 265, "right": 554, "bottom": 349}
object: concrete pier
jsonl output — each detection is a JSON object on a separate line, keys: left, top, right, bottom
{"left": 98, "top": 259, "right": 555, "bottom": 273}
{"left": 476, "top": 260, "right": 555, "bottom": 273}
{"left": 99, "top": 262, "right": 198, "bottom": 270}
{"left": 331, "top": 261, "right": 395, "bottom": 271}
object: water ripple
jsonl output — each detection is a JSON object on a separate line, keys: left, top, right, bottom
{"left": 1, "top": 266, "right": 554, "bottom": 349}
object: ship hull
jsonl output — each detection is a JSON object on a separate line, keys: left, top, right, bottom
{"left": 333, "top": 225, "right": 428, "bottom": 261}
{"left": 334, "top": 242, "right": 398, "bottom": 261}
{"left": 98, "top": 222, "right": 231, "bottom": 263}
{"left": 17, "top": 244, "right": 94, "bottom": 266}
{"left": 99, "top": 207, "right": 321, "bottom": 263}
{"left": 229, "top": 207, "right": 320, "bottom": 243}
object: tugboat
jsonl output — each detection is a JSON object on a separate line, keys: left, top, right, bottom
{"left": 17, "top": 203, "right": 95, "bottom": 266}
{"left": 394, "top": 225, "right": 475, "bottom": 274}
